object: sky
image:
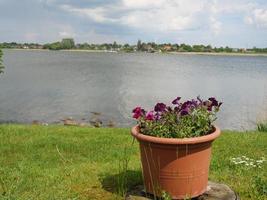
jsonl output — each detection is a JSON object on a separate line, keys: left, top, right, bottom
{"left": 0, "top": 0, "right": 267, "bottom": 48}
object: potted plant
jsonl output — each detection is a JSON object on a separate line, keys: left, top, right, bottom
{"left": 131, "top": 96, "right": 222, "bottom": 199}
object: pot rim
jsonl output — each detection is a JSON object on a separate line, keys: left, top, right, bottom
{"left": 131, "top": 125, "right": 221, "bottom": 145}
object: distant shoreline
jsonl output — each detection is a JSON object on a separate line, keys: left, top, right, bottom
{"left": 3, "top": 48, "right": 111, "bottom": 53}
{"left": 60, "top": 49, "right": 115, "bottom": 53}
{"left": 3, "top": 48, "right": 267, "bottom": 57}
{"left": 168, "top": 51, "right": 267, "bottom": 57}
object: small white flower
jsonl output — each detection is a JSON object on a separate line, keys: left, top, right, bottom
{"left": 230, "top": 155, "right": 266, "bottom": 169}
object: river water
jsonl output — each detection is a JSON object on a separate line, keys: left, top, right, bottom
{"left": 1, "top": 49, "right": 267, "bottom": 130}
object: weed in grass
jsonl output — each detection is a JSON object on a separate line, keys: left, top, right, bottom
{"left": 161, "top": 191, "right": 171, "bottom": 200}
{"left": 116, "top": 146, "right": 131, "bottom": 197}
{"left": 257, "top": 122, "right": 267, "bottom": 132}
{"left": 252, "top": 174, "right": 267, "bottom": 196}
{"left": 100, "top": 170, "right": 143, "bottom": 198}
{"left": 100, "top": 140, "right": 143, "bottom": 199}
{"left": 0, "top": 175, "right": 7, "bottom": 198}
{"left": 0, "top": 168, "right": 21, "bottom": 200}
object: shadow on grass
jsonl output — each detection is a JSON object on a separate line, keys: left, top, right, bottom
{"left": 99, "top": 170, "right": 143, "bottom": 196}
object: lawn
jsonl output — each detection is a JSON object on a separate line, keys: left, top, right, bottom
{"left": 0, "top": 125, "right": 266, "bottom": 200}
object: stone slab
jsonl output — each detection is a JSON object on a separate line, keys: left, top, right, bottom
{"left": 126, "top": 181, "right": 240, "bottom": 200}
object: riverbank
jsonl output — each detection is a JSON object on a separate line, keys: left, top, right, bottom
{"left": 62, "top": 49, "right": 267, "bottom": 56}
{"left": 0, "top": 124, "right": 266, "bottom": 199}
{"left": 2, "top": 48, "right": 106, "bottom": 53}
{"left": 169, "top": 51, "right": 267, "bottom": 57}
{"left": 3, "top": 48, "right": 267, "bottom": 56}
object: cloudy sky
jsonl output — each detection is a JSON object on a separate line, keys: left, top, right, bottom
{"left": 0, "top": 0, "right": 267, "bottom": 47}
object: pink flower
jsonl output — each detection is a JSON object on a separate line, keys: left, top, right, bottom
{"left": 132, "top": 106, "right": 144, "bottom": 119}
{"left": 146, "top": 111, "right": 154, "bottom": 121}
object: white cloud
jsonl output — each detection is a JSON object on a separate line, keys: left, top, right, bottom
{"left": 60, "top": 0, "right": 208, "bottom": 32}
{"left": 210, "top": 17, "right": 222, "bottom": 35}
{"left": 60, "top": 4, "right": 117, "bottom": 23}
{"left": 208, "top": 0, "right": 222, "bottom": 35}
{"left": 245, "top": 8, "right": 267, "bottom": 28}
{"left": 209, "top": 1, "right": 255, "bottom": 14}
{"left": 1, "top": 0, "right": 266, "bottom": 46}
{"left": 122, "top": 0, "right": 165, "bottom": 9}
{"left": 59, "top": 0, "right": 267, "bottom": 34}
{"left": 59, "top": 31, "right": 75, "bottom": 38}
{"left": 57, "top": 24, "right": 76, "bottom": 38}
{"left": 120, "top": 0, "right": 207, "bottom": 32}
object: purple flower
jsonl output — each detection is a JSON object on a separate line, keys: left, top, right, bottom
{"left": 206, "top": 97, "right": 223, "bottom": 111}
{"left": 208, "top": 97, "right": 219, "bottom": 107}
{"left": 155, "top": 112, "right": 161, "bottom": 120}
{"left": 132, "top": 96, "right": 221, "bottom": 128}
{"left": 154, "top": 103, "right": 166, "bottom": 112}
{"left": 180, "top": 109, "right": 189, "bottom": 116}
{"left": 132, "top": 106, "right": 145, "bottom": 119}
{"left": 172, "top": 97, "right": 181, "bottom": 105}
{"left": 179, "top": 99, "right": 199, "bottom": 114}
{"left": 146, "top": 111, "right": 154, "bottom": 120}
{"left": 190, "top": 99, "right": 198, "bottom": 107}
{"left": 181, "top": 101, "right": 190, "bottom": 110}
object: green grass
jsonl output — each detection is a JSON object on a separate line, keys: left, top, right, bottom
{"left": 0, "top": 125, "right": 266, "bottom": 200}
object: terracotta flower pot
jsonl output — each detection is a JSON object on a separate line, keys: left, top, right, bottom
{"left": 131, "top": 125, "right": 221, "bottom": 199}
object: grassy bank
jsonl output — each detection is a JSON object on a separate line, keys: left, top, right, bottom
{"left": 0, "top": 125, "right": 266, "bottom": 200}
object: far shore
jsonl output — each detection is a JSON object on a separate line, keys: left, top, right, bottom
{"left": 3, "top": 48, "right": 267, "bottom": 57}
{"left": 169, "top": 51, "right": 267, "bottom": 57}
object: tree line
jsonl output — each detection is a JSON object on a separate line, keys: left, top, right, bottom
{"left": 0, "top": 49, "right": 3, "bottom": 73}
{"left": 1, "top": 38, "right": 267, "bottom": 54}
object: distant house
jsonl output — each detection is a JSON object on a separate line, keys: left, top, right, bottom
{"left": 143, "top": 44, "right": 155, "bottom": 52}
{"left": 163, "top": 45, "right": 172, "bottom": 51}
{"left": 240, "top": 48, "right": 246, "bottom": 53}
{"left": 233, "top": 48, "right": 246, "bottom": 53}
{"left": 34, "top": 44, "right": 43, "bottom": 49}
{"left": 232, "top": 48, "right": 239, "bottom": 52}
